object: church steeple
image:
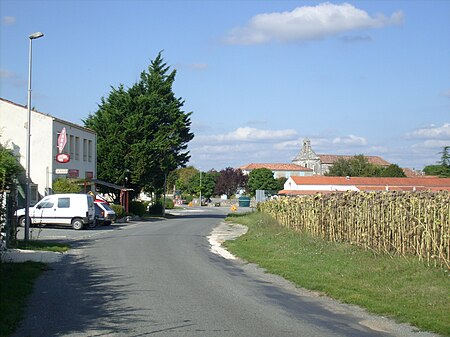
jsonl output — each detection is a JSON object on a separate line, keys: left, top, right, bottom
{"left": 292, "top": 138, "right": 319, "bottom": 163}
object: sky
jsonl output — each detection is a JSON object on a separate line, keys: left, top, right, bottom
{"left": 1, "top": 0, "right": 449, "bottom": 172}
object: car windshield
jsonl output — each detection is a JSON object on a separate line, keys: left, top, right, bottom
{"left": 100, "top": 203, "right": 113, "bottom": 211}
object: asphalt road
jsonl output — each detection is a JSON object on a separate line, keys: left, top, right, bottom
{"left": 12, "top": 207, "right": 439, "bottom": 337}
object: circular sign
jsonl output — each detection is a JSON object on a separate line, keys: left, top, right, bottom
{"left": 56, "top": 153, "right": 70, "bottom": 163}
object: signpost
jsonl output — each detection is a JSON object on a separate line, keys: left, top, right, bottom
{"left": 57, "top": 127, "right": 67, "bottom": 154}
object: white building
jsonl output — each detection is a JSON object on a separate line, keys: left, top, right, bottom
{"left": 0, "top": 98, "right": 96, "bottom": 204}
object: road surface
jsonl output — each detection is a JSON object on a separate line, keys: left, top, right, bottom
{"left": 12, "top": 207, "right": 438, "bottom": 337}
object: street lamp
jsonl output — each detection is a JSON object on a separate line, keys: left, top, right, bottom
{"left": 199, "top": 170, "right": 202, "bottom": 207}
{"left": 24, "top": 31, "right": 44, "bottom": 241}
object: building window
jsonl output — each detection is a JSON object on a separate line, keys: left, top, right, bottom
{"left": 69, "top": 135, "right": 74, "bottom": 157}
{"left": 75, "top": 137, "right": 80, "bottom": 160}
{"left": 83, "top": 139, "right": 87, "bottom": 162}
{"left": 88, "top": 140, "right": 92, "bottom": 162}
{"left": 30, "top": 184, "right": 38, "bottom": 206}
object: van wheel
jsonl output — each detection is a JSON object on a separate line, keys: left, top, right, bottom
{"left": 18, "top": 216, "right": 26, "bottom": 227}
{"left": 71, "top": 218, "right": 84, "bottom": 230}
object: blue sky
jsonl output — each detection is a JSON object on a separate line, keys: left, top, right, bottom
{"left": 1, "top": 0, "right": 449, "bottom": 172}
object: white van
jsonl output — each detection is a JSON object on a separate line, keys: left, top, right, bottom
{"left": 16, "top": 194, "right": 95, "bottom": 230}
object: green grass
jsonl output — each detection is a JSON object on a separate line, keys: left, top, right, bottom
{"left": 224, "top": 212, "right": 450, "bottom": 336}
{"left": 13, "top": 240, "right": 70, "bottom": 253}
{"left": 0, "top": 262, "right": 47, "bottom": 337}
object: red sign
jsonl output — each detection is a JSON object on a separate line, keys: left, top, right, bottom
{"left": 56, "top": 153, "right": 70, "bottom": 163}
{"left": 68, "top": 169, "right": 79, "bottom": 178}
{"left": 57, "top": 127, "right": 67, "bottom": 153}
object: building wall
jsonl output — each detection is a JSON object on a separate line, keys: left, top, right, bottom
{"left": 0, "top": 99, "right": 96, "bottom": 201}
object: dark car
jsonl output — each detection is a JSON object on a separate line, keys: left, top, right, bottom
{"left": 94, "top": 202, "right": 116, "bottom": 226}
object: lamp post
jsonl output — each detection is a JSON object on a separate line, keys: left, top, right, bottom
{"left": 199, "top": 170, "right": 202, "bottom": 207}
{"left": 24, "top": 31, "right": 44, "bottom": 241}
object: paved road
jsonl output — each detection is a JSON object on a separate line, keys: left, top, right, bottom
{"left": 13, "top": 208, "right": 438, "bottom": 337}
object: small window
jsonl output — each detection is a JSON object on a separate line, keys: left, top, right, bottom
{"left": 58, "top": 198, "right": 70, "bottom": 208}
{"left": 75, "top": 137, "right": 80, "bottom": 160}
{"left": 40, "top": 201, "right": 54, "bottom": 209}
{"left": 83, "top": 139, "right": 87, "bottom": 162}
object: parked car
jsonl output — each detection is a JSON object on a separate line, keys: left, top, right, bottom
{"left": 94, "top": 201, "right": 116, "bottom": 226}
{"left": 16, "top": 194, "right": 95, "bottom": 230}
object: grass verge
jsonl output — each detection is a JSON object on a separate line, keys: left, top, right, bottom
{"left": 13, "top": 240, "right": 70, "bottom": 253}
{"left": 0, "top": 262, "right": 47, "bottom": 337}
{"left": 224, "top": 212, "right": 450, "bottom": 336}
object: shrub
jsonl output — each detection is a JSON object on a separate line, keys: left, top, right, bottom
{"left": 183, "top": 195, "right": 193, "bottom": 204}
{"left": 165, "top": 198, "right": 174, "bottom": 209}
{"left": 110, "top": 204, "right": 125, "bottom": 219}
{"left": 52, "top": 178, "right": 81, "bottom": 193}
{"left": 129, "top": 200, "right": 146, "bottom": 217}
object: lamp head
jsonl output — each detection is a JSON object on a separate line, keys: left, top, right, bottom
{"left": 29, "top": 32, "right": 44, "bottom": 39}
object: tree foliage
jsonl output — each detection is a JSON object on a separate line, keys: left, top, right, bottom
{"left": 326, "top": 155, "right": 405, "bottom": 177}
{"left": 247, "top": 168, "right": 280, "bottom": 196}
{"left": 186, "top": 170, "right": 219, "bottom": 199}
{"left": 0, "top": 143, "right": 23, "bottom": 188}
{"left": 423, "top": 146, "right": 450, "bottom": 177}
{"left": 172, "top": 166, "right": 198, "bottom": 193}
{"left": 214, "top": 167, "right": 247, "bottom": 198}
{"left": 84, "top": 52, "right": 194, "bottom": 196}
{"left": 52, "top": 178, "right": 82, "bottom": 194}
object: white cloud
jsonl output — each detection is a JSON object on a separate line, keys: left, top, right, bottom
{"left": 407, "top": 123, "right": 450, "bottom": 140}
{"left": 225, "top": 2, "right": 404, "bottom": 45}
{"left": 0, "top": 68, "right": 26, "bottom": 87}
{"left": 332, "top": 134, "right": 367, "bottom": 146}
{"left": 442, "top": 89, "right": 450, "bottom": 98}
{"left": 186, "top": 63, "right": 208, "bottom": 70}
{"left": 196, "top": 126, "right": 298, "bottom": 143}
{"left": 2, "top": 16, "right": 16, "bottom": 25}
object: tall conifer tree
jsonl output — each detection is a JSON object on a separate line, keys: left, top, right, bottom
{"left": 85, "top": 52, "right": 194, "bottom": 195}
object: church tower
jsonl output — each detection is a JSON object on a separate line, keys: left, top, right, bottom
{"left": 292, "top": 138, "right": 321, "bottom": 175}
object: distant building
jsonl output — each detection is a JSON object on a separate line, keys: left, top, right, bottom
{"left": 292, "top": 138, "right": 391, "bottom": 175}
{"left": 0, "top": 98, "right": 97, "bottom": 204}
{"left": 239, "top": 163, "right": 313, "bottom": 179}
{"left": 280, "top": 176, "right": 450, "bottom": 195}
{"left": 279, "top": 176, "right": 450, "bottom": 195}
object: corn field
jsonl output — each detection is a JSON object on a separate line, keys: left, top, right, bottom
{"left": 258, "top": 191, "right": 450, "bottom": 269}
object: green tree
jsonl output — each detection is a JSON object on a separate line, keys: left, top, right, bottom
{"left": 247, "top": 168, "right": 280, "bottom": 196}
{"left": 52, "top": 178, "right": 81, "bottom": 193}
{"left": 187, "top": 170, "right": 218, "bottom": 199}
{"left": 173, "top": 166, "right": 198, "bottom": 193}
{"left": 381, "top": 164, "right": 406, "bottom": 177}
{"left": 438, "top": 146, "right": 450, "bottom": 167}
{"left": 84, "top": 52, "right": 194, "bottom": 196}
{"left": 0, "top": 143, "right": 23, "bottom": 188}
{"left": 423, "top": 146, "right": 450, "bottom": 177}
{"left": 326, "top": 155, "right": 404, "bottom": 177}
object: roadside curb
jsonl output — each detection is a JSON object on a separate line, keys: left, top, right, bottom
{"left": 208, "top": 221, "right": 248, "bottom": 260}
{"left": 1, "top": 249, "right": 64, "bottom": 263}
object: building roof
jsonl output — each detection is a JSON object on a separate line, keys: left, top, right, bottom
{"left": 318, "top": 154, "right": 391, "bottom": 166}
{"left": 239, "top": 163, "right": 312, "bottom": 171}
{"left": 289, "top": 176, "right": 450, "bottom": 187}
{"left": 0, "top": 97, "right": 96, "bottom": 134}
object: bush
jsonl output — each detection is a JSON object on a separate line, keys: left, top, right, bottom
{"left": 110, "top": 204, "right": 125, "bottom": 219}
{"left": 165, "top": 198, "right": 174, "bottom": 209}
{"left": 52, "top": 178, "right": 81, "bottom": 193}
{"left": 183, "top": 195, "right": 193, "bottom": 204}
{"left": 129, "top": 200, "right": 146, "bottom": 217}
{"left": 147, "top": 198, "right": 174, "bottom": 215}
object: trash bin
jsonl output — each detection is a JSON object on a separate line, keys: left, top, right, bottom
{"left": 238, "top": 196, "right": 251, "bottom": 207}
